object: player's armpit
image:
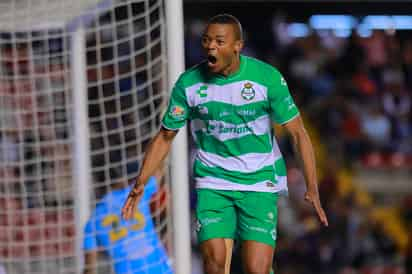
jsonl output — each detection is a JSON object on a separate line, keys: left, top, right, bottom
{"left": 83, "top": 250, "right": 98, "bottom": 274}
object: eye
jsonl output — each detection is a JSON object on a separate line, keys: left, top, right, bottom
{"left": 217, "top": 40, "right": 225, "bottom": 45}
{"left": 201, "top": 37, "right": 209, "bottom": 44}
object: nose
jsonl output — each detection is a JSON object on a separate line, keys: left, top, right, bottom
{"left": 210, "top": 40, "right": 219, "bottom": 50}
{"left": 204, "top": 40, "right": 216, "bottom": 51}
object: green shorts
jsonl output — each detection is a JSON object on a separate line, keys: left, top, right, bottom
{"left": 196, "top": 189, "right": 279, "bottom": 247}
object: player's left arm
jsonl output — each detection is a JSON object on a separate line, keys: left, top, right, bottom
{"left": 282, "top": 116, "right": 328, "bottom": 227}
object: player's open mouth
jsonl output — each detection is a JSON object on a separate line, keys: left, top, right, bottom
{"left": 207, "top": 55, "right": 217, "bottom": 67}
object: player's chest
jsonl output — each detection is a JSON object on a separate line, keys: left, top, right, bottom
{"left": 187, "top": 81, "right": 269, "bottom": 121}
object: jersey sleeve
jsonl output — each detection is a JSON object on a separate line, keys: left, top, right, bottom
{"left": 83, "top": 218, "right": 97, "bottom": 251}
{"left": 267, "top": 69, "right": 300, "bottom": 124}
{"left": 161, "top": 77, "right": 191, "bottom": 130}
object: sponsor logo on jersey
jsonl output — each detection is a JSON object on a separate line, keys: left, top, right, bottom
{"left": 205, "top": 122, "right": 251, "bottom": 135}
{"left": 237, "top": 109, "right": 256, "bottom": 116}
{"left": 219, "top": 125, "right": 251, "bottom": 134}
{"left": 241, "top": 82, "right": 255, "bottom": 101}
{"left": 205, "top": 123, "right": 216, "bottom": 134}
{"left": 170, "top": 105, "right": 185, "bottom": 119}
{"left": 218, "top": 109, "right": 256, "bottom": 118}
{"left": 219, "top": 111, "right": 230, "bottom": 118}
{"left": 196, "top": 85, "right": 208, "bottom": 98}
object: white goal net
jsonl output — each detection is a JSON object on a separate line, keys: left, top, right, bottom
{"left": 0, "top": 0, "right": 172, "bottom": 273}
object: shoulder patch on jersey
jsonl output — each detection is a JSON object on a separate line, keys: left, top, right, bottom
{"left": 170, "top": 105, "right": 185, "bottom": 120}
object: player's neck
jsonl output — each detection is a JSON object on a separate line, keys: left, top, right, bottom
{"left": 220, "top": 56, "right": 241, "bottom": 77}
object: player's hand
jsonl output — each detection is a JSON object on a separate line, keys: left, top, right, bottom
{"left": 121, "top": 183, "right": 144, "bottom": 220}
{"left": 304, "top": 189, "right": 328, "bottom": 227}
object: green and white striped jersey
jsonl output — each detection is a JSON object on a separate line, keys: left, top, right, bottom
{"left": 162, "top": 55, "right": 299, "bottom": 193}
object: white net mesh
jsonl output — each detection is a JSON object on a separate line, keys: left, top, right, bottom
{"left": 0, "top": 0, "right": 171, "bottom": 273}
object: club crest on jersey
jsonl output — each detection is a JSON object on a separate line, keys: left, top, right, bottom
{"left": 241, "top": 82, "right": 255, "bottom": 101}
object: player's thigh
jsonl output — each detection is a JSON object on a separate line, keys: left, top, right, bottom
{"left": 196, "top": 189, "right": 237, "bottom": 243}
{"left": 241, "top": 240, "right": 274, "bottom": 274}
{"left": 200, "top": 238, "right": 228, "bottom": 269}
{"left": 236, "top": 191, "right": 279, "bottom": 248}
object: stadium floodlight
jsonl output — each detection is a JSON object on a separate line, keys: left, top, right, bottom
{"left": 309, "top": 15, "right": 357, "bottom": 30}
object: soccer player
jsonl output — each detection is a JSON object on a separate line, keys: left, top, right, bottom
{"left": 83, "top": 167, "right": 173, "bottom": 274}
{"left": 122, "top": 14, "right": 328, "bottom": 274}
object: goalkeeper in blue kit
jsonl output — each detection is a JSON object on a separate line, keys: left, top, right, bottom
{"left": 83, "top": 168, "right": 173, "bottom": 274}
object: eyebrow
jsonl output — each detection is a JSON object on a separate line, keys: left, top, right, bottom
{"left": 202, "top": 34, "right": 226, "bottom": 39}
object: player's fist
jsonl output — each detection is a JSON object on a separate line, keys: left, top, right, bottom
{"left": 121, "top": 183, "right": 144, "bottom": 220}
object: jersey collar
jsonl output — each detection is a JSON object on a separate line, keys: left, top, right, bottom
{"left": 208, "top": 55, "right": 247, "bottom": 84}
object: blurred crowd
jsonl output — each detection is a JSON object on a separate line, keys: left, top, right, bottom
{"left": 185, "top": 15, "right": 412, "bottom": 274}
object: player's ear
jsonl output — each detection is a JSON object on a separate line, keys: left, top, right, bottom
{"left": 234, "top": 40, "right": 244, "bottom": 54}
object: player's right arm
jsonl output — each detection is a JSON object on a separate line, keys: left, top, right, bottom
{"left": 121, "top": 128, "right": 177, "bottom": 220}
{"left": 122, "top": 75, "right": 190, "bottom": 220}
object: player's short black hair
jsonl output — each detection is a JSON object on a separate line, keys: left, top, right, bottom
{"left": 207, "top": 14, "right": 243, "bottom": 40}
